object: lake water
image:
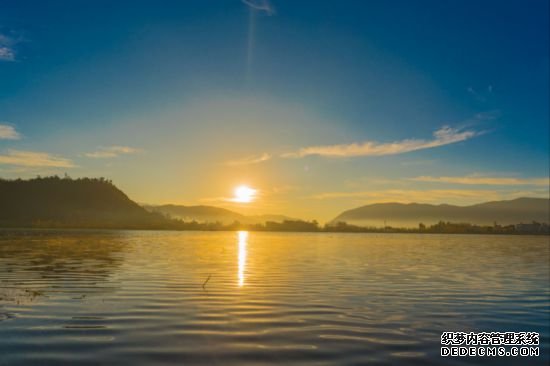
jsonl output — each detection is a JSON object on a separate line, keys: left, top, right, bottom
{"left": 0, "top": 230, "right": 548, "bottom": 365}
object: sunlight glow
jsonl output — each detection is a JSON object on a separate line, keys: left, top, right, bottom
{"left": 238, "top": 231, "right": 248, "bottom": 287}
{"left": 232, "top": 185, "right": 257, "bottom": 203}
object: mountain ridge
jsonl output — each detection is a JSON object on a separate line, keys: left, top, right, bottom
{"left": 1, "top": 176, "right": 547, "bottom": 231}
{"left": 331, "top": 197, "right": 549, "bottom": 227}
{"left": 143, "top": 204, "right": 295, "bottom": 224}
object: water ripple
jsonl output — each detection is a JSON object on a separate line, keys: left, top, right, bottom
{"left": 0, "top": 230, "right": 548, "bottom": 366}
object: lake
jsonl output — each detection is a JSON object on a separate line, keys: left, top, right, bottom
{"left": 0, "top": 230, "right": 548, "bottom": 365}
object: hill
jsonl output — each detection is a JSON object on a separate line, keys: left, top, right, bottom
{"left": 0, "top": 176, "right": 168, "bottom": 229}
{"left": 144, "top": 204, "right": 295, "bottom": 224}
{"left": 331, "top": 198, "right": 550, "bottom": 227}
{"left": 143, "top": 204, "right": 245, "bottom": 223}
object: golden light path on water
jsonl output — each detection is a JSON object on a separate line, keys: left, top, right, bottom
{"left": 237, "top": 231, "right": 248, "bottom": 287}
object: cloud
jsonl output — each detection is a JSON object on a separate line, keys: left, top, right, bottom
{"left": 0, "top": 124, "right": 20, "bottom": 140}
{"left": 0, "top": 150, "right": 74, "bottom": 168}
{"left": 400, "top": 159, "right": 436, "bottom": 166}
{"left": 0, "top": 46, "right": 14, "bottom": 61}
{"left": 282, "top": 126, "right": 481, "bottom": 158}
{"left": 310, "top": 189, "right": 548, "bottom": 204}
{"left": 311, "top": 189, "right": 490, "bottom": 200}
{"left": 0, "top": 34, "right": 16, "bottom": 61}
{"left": 410, "top": 175, "right": 550, "bottom": 186}
{"left": 467, "top": 85, "right": 493, "bottom": 102}
{"left": 226, "top": 152, "right": 271, "bottom": 166}
{"left": 85, "top": 146, "right": 141, "bottom": 158}
{"left": 242, "top": 0, "right": 275, "bottom": 15}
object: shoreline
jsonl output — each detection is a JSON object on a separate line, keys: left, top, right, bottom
{"left": 0, "top": 226, "right": 548, "bottom": 236}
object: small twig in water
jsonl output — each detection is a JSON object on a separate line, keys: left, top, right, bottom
{"left": 202, "top": 274, "right": 212, "bottom": 289}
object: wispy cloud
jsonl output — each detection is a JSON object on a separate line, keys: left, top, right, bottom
{"left": 467, "top": 85, "right": 493, "bottom": 103}
{"left": 0, "top": 47, "right": 14, "bottom": 61}
{"left": 0, "top": 34, "right": 16, "bottom": 61}
{"left": 310, "top": 189, "right": 548, "bottom": 204}
{"left": 282, "top": 126, "right": 481, "bottom": 158}
{"left": 410, "top": 175, "right": 550, "bottom": 186}
{"left": 85, "top": 146, "right": 141, "bottom": 159}
{"left": 311, "top": 189, "right": 490, "bottom": 200}
{"left": 0, "top": 124, "right": 20, "bottom": 140}
{"left": 242, "top": 0, "right": 275, "bottom": 15}
{"left": 400, "top": 159, "right": 436, "bottom": 166}
{"left": 0, "top": 150, "right": 74, "bottom": 168}
{"left": 226, "top": 152, "right": 271, "bottom": 166}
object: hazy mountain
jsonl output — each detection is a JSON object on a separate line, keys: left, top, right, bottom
{"left": 143, "top": 204, "right": 244, "bottom": 223}
{"left": 331, "top": 198, "right": 550, "bottom": 227}
{"left": 0, "top": 177, "right": 168, "bottom": 229}
{"left": 144, "top": 204, "right": 295, "bottom": 224}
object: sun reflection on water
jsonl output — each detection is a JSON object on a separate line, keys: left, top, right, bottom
{"left": 237, "top": 231, "right": 248, "bottom": 287}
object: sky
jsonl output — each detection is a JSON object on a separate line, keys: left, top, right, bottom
{"left": 0, "top": 0, "right": 548, "bottom": 221}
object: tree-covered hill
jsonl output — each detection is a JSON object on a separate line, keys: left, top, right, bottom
{"left": 0, "top": 176, "right": 168, "bottom": 229}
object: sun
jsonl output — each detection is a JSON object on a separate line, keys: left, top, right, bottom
{"left": 233, "top": 185, "right": 257, "bottom": 203}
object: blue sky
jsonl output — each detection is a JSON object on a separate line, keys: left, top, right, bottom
{"left": 0, "top": 0, "right": 548, "bottom": 220}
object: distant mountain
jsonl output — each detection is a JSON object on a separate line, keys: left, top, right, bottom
{"left": 144, "top": 204, "right": 295, "bottom": 224}
{"left": 143, "top": 204, "right": 244, "bottom": 223}
{"left": 0, "top": 177, "right": 168, "bottom": 229}
{"left": 331, "top": 198, "right": 550, "bottom": 227}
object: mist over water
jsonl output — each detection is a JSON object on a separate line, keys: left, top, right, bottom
{"left": 0, "top": 230, "right": 548, "bottom": 365}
